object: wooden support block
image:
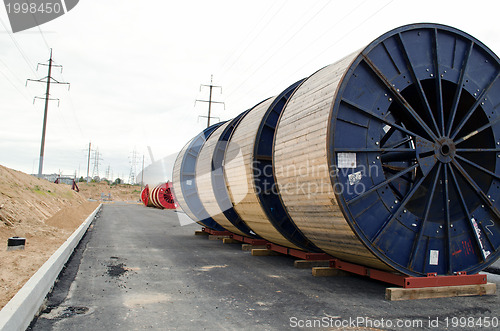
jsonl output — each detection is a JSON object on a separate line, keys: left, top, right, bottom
{"left": 312, "top": 267, "right": 350, "bottom": 277}
{"left": 195, "top": 230, "right": 209, "bottom": 236}
{"left": 242, "top": 244, "right": 267, "bottom": 251}
{"left": 294, "top": 260, "right": 331, "bottom": 269}
{"left": 385, "top": 282, "right": 497, "bottom": 301}
{"left": 251, "top": 249, "right": 282, "bottom": 256}
{"left": 222, "top": 238, "right": 241, "bottom": 244}
{"left": 208, "top": 235, "right": 230, "bottom": 241}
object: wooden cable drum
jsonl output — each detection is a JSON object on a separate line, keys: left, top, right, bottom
{"left": 172, "top": 137, "right": 196, "bottom": 216}
{"left": 172, "top": 122, "right": 226, "bottom": 231}
{"left": 225, "top": 97, "right": 297, "bottom": 246}
{"left": 274, "top": 57, "right": 384, "bottom": 269}
{"left": 150, "top": 184, "right": 163, "bottom": 208}
{"left": 141, "top": 184, "right": 152, "bottom": 207}
{"left": 224, "top": 89, "right": 319, "bottom": 251}
{"left": 196, "top": 111, "right": 260, "bottom": 237}
{"left": 274, "top": 23, "right": 500, "bottom": 276}
{"left": 196, "top": 122, "right": 239, "bottom": 233}
{"left": 164, "top": 182, "right": 178, "bottom": 209}
{"left": 150, "top": 182, "right": 177, "bottom": 209}
{"left": 251, "top": 80, "right": 321, "bottom": 251}
{"left": 212, "top": 110, "right": 260, "bottom": 237}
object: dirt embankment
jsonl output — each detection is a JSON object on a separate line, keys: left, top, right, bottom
{"left": 76, "top": 182, "right": 142, "bottom": 202}
{"left": 0, "top": 165, "right": 103, "bottom": 309}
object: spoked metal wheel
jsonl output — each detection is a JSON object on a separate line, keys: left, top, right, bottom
{"left": 330, "top": 23, "right": 500, "bottom": 276}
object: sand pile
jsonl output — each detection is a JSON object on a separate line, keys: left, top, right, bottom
{"left": 0, "top": 166, "right": 88, "bottom": 227}
{"left": 0, "top": 165, "right": 99, "bottom": 309}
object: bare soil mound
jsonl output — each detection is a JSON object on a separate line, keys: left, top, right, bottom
{"left": 0, "top": 166, "right": 87, "bottom": 228}
{"left": 76, "top": 182, "right": 141, "bottom": 202}
{"left": 0, "top": 165, "right": 99, "bottom": 309}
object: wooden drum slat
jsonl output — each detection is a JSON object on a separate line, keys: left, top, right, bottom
{"left": 196, "top": 122, "right": 247, "bottom": 236}
{"left": 224, "top": 97, "right": 301, "bottom": 249}
{"left": 172, "top": 137, "right": 197, "bottom": 222}
{"left": 274, "top": 55, "right": 388, "bottom": 270}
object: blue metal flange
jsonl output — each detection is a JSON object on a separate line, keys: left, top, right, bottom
{"left": 211, "top": 108, "right": 258, "bottom": 237}
{"left": 179, "top": 122, "right": 227, "bottom": 231}
{"left": 253, "top": 79, "right": 322, "bottom": 252}
{"left": 329, "top": 23, "right": 500, "bottom": 276}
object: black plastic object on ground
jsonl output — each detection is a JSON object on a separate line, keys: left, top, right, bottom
{"left": 7, "top": 236, "right": 26, "bottom": 251}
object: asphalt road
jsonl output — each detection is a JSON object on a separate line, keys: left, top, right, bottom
{"left": 29, "top": 202, "right": 500, "bottom": 330}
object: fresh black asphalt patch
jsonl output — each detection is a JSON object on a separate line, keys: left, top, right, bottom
{"left": 28, "top": 202, "right": 500, "bottom": 330}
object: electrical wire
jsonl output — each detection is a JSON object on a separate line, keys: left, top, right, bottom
{"left": 218, "top": 0, "right": 287, "bottom": 81}
{"left": 0, "top": 68, "right": 31, "bottom": 102}
{"left": 0, "top": 16, "right": 39, "bottom": 78}
{"left": 223, "top": 0, "right": 333, "bottom": 98}
{"left": 59, "top": 72, "right": 86, "bottom": 139}
{"left": 37, "top": 30, "right": 85, "bottom": 140}
{"left": 280, "top": 0, "right": 395, "bottom": 84}
{"left": 36, "top": 25, "right": 51, "bottom": 50}
{"left": 249, "top": 0, "right": 369, "bottom": 92}
{"left": 238, "top": 0, "right": 369, "bottom": 99}
{"left": 0, "top": 59, "right": 33, "bottom": 102}
{"left": 218, "top": 1, "right": 281, "bottom": 73}
{"left": 225, "top": 0, "right": 394, "bottom": 104}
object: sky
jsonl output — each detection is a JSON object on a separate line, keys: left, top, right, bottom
{"left": 0, "top": 0, "right": 499, "bottom": 183}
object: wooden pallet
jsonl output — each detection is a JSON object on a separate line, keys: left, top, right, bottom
{"left": 197, "top": 228, "right": 496, "bottom": 301}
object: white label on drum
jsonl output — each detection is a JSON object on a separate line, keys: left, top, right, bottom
{"left": 186, "top": 180, "right": 192, "bottom": 185}
{"left": 471, "top": 218, "right": 491, "bottom": 259}
{"left": 429, "top": 250, "right": 439, "bottom": 265}
{"left": 348, "top": 171, "right": 362, "bottom": 185}
{"left": 337, "top": 153, "right": 356, "bottom": 168}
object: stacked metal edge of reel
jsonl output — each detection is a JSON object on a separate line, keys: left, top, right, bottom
{"left": 172, "top": 23, "right": 500, "bottom": 277}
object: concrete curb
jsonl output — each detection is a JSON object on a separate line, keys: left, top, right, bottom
{"left": 0, "top": 203, "right": 102, "bottom": 331}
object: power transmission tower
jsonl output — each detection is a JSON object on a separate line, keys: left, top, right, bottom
{"left": 128, "top": 149, "right": 139, "bottom": 184}
{"left": 26, "top": 49, "right": 70, "bottom": 178}
{"left": 105, "top": 165, "right": 111, "bottom": 180}
{"left": 86, "top": 142, "right": 92, "bottom": 182}
{"left": 195, "top": 75, "right": 225, "bottom": 127}
{"left": 91, "top": 148, "right": 103, "bottom": 179}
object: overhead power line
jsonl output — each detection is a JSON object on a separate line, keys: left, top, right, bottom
{"left": 224, "top": 0, "right": 332, "bottom": 98}
{"left": 218, "top": 0, "right": 287, "bottom": 80}
{"left": 0, "top": 16, "right": 38, "bottom": 77}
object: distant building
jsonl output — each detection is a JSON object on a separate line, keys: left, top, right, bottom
{"left": 54, "top": 176, "right": 75, "bottom": 185}
{"left": 32, "top": 173, "right": 59, "bottom": 182}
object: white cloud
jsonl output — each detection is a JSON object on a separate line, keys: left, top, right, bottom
{"left": 0, "top": 0, "right": 499, "bottom": 180}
